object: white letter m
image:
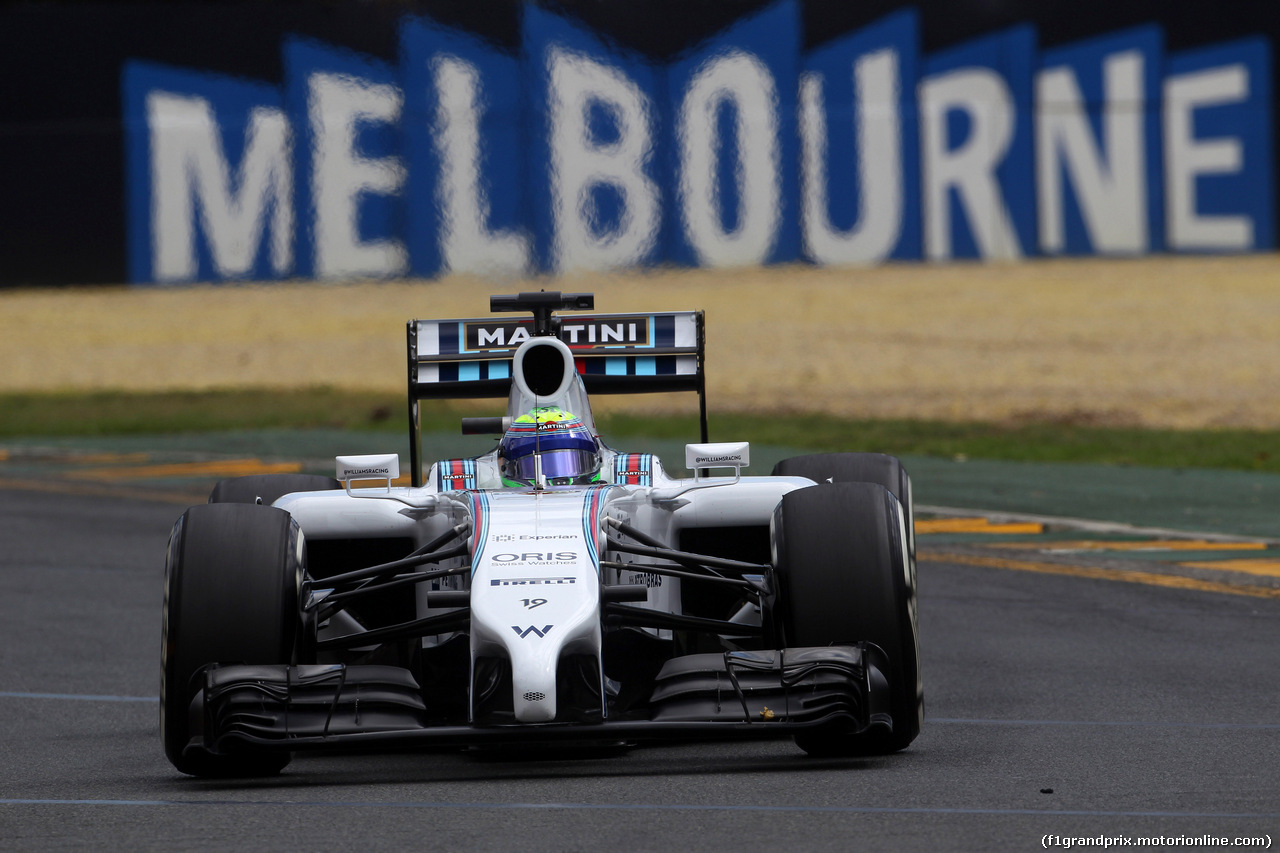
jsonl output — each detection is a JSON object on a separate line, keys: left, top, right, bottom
{"left": 148, "top": 91, "right": 293, "bottom": 281}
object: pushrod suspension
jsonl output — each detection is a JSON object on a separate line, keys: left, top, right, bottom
{"left": 320, "top": 523, "right": 471, "bottom": 586}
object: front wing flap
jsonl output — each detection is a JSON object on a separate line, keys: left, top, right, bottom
{"left": 649, "top": 645, "right": 890, "bottom": 729}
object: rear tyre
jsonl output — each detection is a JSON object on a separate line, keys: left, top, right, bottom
{"left": 208, "top": 473, "right": 340, "bottom": 505}
{"left": 771, "top": 452, "right": 915, "bottom": 573}
{"left": 161, "top": 502, "right": 304, "bottom": 777}
{"left": 772, "top": 482, "right": 921, "bottom": 756}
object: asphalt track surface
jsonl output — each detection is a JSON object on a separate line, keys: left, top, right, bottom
{"left": 2, "top": 486, "right": 1278, "bottom": 852}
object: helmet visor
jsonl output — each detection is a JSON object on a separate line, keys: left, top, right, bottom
{"left": 508, "top": 448, "right": 599, "bottom": 483}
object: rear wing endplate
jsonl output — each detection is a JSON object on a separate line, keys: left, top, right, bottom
{"left": 406, "top": 311, "right": 706, "bottom": 486}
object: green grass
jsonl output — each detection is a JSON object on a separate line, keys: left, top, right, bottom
{"left": 607, "top": 411, "right": 1280, "bottom": 473}
{"left": 2, "top": 389, "right": 1277, "bottom": 474}
{"left": 0, "top": 389, "right": 413, "bottom": 435}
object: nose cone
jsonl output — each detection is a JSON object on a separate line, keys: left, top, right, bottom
{"left": 466, "top": 488, "right": 610, "bottom": 724}
{"left": 511, "top": 647, "right": 559, "bottom": 722}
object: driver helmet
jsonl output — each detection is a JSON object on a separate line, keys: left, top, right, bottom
{"left": 499, "top": 406, "right": 601, "bottom": 487}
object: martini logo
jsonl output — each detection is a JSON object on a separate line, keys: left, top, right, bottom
{"left": 464, "top": 318, "right": 649, "bottom": 351}
{"left": 557, "top": 320, "right": 648, "bottom": 347}
{"left": 465, "top": 321, "right": 534, "bottom": 350}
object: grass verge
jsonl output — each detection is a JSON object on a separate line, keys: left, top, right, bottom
{"left": 1, "top": 389, "right": 1277, "bottom": 474}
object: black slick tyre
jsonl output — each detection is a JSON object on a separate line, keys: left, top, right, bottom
{"left": 208, "top": 473, "right": 340, "bottom": 505}
{"left": 771, "top": 452, "right": 915, "bottom": 572}
{"left": 772, "top": 482, "right": 922, "bottom": 756}
{"left": 161, "top": 502, "right": 304, "bottom": 777}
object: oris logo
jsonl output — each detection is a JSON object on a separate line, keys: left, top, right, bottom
{"left": 491, "top": 552, "right": 577, "bottom": 564}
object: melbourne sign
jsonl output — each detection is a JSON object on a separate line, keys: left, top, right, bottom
{"left": 122, "top": 2, "right": 1274, "bottom": 284}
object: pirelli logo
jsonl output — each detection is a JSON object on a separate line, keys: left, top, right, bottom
{"left": 490, "top": 576, "right": 576, "bottom": 587}
{"left": 464, "top": 318, "right": 649, "bottom": 351}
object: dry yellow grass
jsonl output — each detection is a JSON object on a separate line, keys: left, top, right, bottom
{"left": 3, "top": 255, "right": 1279, "bottom": 428}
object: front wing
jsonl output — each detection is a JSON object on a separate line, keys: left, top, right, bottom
{"left": 188, "top": 644, "right": 891, "bottom": 757}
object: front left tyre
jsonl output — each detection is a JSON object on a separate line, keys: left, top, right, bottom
{"left": 772, "top": 452, "right": 916, "bottom": 576}
{"left": 161, "top": 502, "right": 305, "bottom": 777}
{"left": 208, "top": 473, "right": 340, "bottom": 505}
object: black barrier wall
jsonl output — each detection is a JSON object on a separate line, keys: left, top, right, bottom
{"left": 1, "top": 0, "right": 1274, "bottom": 286}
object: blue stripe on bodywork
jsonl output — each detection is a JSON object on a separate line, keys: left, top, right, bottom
{"left": 470, "top": 491, "right": 490, "bottom": 568}
{"left": 580, "top": 485, "right": 613, "bottom": 571}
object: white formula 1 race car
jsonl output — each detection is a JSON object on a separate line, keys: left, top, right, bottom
{"left": 161, "top": 292, "right": 921, "bottom": 776}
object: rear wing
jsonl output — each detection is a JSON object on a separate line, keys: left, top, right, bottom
{"left": 406, "top": 309, "right": 706, "bottom": 485}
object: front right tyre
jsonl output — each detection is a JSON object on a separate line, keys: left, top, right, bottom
{"left": 161, "top": 502, "right": 304, "bottom": 777}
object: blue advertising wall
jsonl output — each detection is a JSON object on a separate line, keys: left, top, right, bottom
{"left": 2, "top": 0, "right": 1276, "bottom": 285}
{"left": 800, "top": 10, "right": 922, "bottom": 264}
{"left": 401, "top": 17, "right": 529, "bottom": 278}
{"left": 918, "top": 24, "right": 1037, "bottom": 261}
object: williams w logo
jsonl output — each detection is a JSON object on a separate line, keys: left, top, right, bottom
{"left": 511, "top": 625, "right": 553, "bottom": 639}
